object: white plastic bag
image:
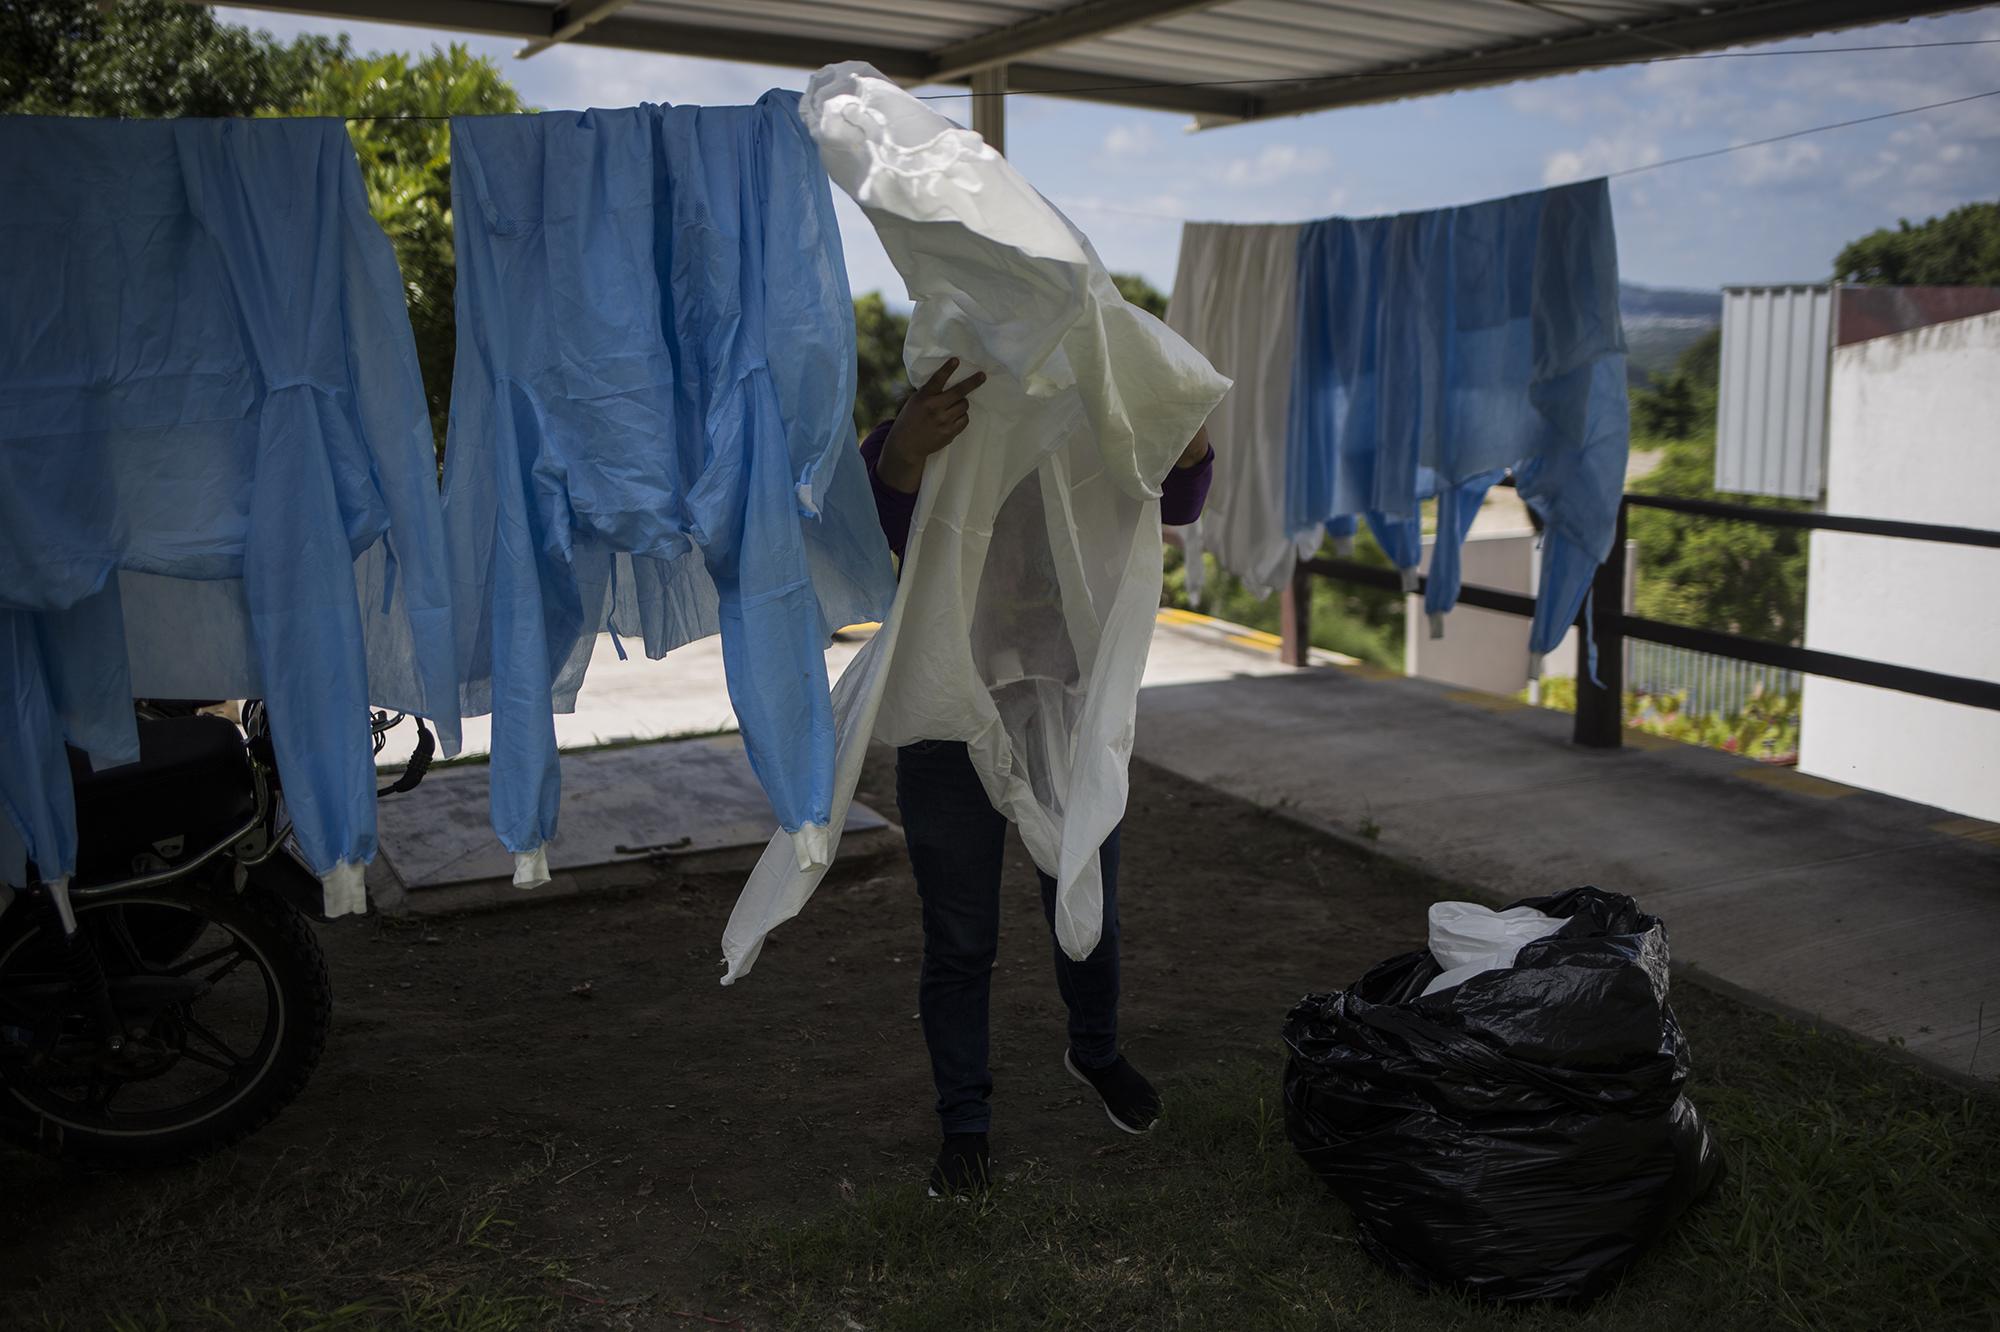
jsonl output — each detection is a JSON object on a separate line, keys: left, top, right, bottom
{"left": 1420, "top": 901, "right": 1566, "bottom": 997}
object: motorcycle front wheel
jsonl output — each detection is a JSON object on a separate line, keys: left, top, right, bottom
{"left": 0, "top": 870, "right": 331, "bottom": 1167}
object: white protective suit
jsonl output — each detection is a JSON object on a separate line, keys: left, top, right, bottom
{"left": 719, "top": 63, "right": 1230, "bottom": 983}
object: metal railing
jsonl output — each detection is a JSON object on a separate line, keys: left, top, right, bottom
{"left": 1627, "top": 641, "right": 1799, "bottom": 720}
{"left": 1278, "top": 491, "right": 2000, "bottom": 748}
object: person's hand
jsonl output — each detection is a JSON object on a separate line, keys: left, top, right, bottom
{"left": 877, "top": 358, "right": 987, "bottom": 494}
{"left": 1176, "top": 422, "right": 1213, "bottom": 470}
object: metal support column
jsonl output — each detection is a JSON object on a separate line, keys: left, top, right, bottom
{"left": 1279, "top": 563, "right": 1312, "bottom": 667}
{"left": 971, "top": 64, "right": 1007, "bottom": 154}
{"left": 1572, "top": 501, "right": 1629, "bottom": 748}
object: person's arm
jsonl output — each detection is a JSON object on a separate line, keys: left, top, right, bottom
{"left": 860, "top": 418, "right": 917, "bottom": 559}
{"left": 1161, "top": 423, "right": 1215, "bottom": 527}
{"left": 859, "top": 358, "right": 987, "bottom": 559}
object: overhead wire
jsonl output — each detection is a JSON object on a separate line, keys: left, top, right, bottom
{"left": 1054, "top": 86, "right": 2000, "bottom": 224}
{"left": 7, "top": 32, "right": 1991, "bottom": 225}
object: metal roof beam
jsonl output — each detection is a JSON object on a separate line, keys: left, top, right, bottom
{"left": 188, "top": 0, "right": 546, "bottom": 39}
{"left": 994, "top": 62, "right": 1256, "bottom": 120}
{"left": 930, "top": 1, "right": 1228, "bottom": 82}
{"left": 578, "top": 15, "right": 936, "bottom": 81}
{"left": 571, "top": 15, "right": 1258, "bottom": 120}
{"left": 1250, "top": 0, "right": 1990, "bottom": 121}
{"left": 518, "top": 0, "right": 643, "bottom": 59}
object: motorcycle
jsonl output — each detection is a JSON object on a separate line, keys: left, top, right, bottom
{"left": 0, "top": 701, "right": 432, "bottom": 1166}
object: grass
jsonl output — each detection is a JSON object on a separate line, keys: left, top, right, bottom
{"left": 76, "top": 1288, "right": 553, "bottom": 1332}
{"left": 723, "top": 983, "right": 2000, "bottom": 1332}
{"left": 7, "top": 982, "right": 1996, "bottom": 1332}
{"left": 9, "top": 1147, "right": 566, "bottom": 1332}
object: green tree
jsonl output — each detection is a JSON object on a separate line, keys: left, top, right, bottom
{"left": 1161, "top": 534, "right": 1406, "bottom": 669}
{"left": 285, "top": 47, "right": 526, "bottom": 454}
{"left": 1630, "top": 327, "right": 1719, "bottom": 439}
{"left": 1, "top": 0, "right": 343, "bottom": 117}
{"left": 1834, "top": 200, "right": 2000, "bottom": 286}
{"left": 852, "top": 291, "right": 912, "bottom": 436}
{"left": 1111, "top": 272, "right": 1169, "bottom": 319}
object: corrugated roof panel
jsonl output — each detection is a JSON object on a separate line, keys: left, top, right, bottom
{"left": 1209, "top": 0, "right": 1577, "bottom": 49}
{"left": 1715, "top": 285, "right": 1833, "bottom": 501}
{"left": 1050, "top": 29, "right": 1339, "bottom": 82}
{"left": 629, "top": 0, "right": 987, "bottom": 46}
{"left": 200, "top": 1, "right": 1991, "bottom": 121}
{"left": 1140, "top": 9, "right": 1446, "bottom": 65}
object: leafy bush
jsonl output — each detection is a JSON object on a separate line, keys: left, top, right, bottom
{"left": 1527, "top": 676, "right": 1802, "bottom": 761}
{"left": 1162, "top": 535, "right": 1406, "bottom": 670}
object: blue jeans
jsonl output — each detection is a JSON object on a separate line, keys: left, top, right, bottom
{"left": 896, "top": 740, "right": 1121, "bottom": 1135}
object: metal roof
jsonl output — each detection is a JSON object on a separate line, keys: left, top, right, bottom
{"left": 1713, "top": 283, "right": 2000, "bottom": 500}
{"left": 1716, "top": 284, "right": 1835, "bottom": 501}
{"left": 204, "top": 0, "right": 1985, "bottom": 124}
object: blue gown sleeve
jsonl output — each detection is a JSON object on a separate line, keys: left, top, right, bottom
{"left": 0, "top": 611, "right": 79, "bottom": 887}
{"left": 178, "top": 119, "right": 418, "bottom": 912}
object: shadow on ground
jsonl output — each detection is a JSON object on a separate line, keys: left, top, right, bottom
{"left": 4, "top": 748, "right": 1996, "bottom": 1331}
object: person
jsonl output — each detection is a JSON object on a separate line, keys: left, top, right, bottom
{"left": 859, "top": 357, "right": 1216, "bottom": 1198}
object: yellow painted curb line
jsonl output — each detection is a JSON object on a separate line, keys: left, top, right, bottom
{"left": 1445, "top": 690, "right": 1526, "bottom": 713}
{"left": 1154, "top": 606, "right": 1285, "bottom": 652}
{"left": 1732, "top": 766, "right": 1857, "bottom": 800}
{"left": 1932, "top": 816, "right": 2000, "bottom": 847}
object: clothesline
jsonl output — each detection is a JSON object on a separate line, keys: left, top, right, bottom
{"left": 1058, "top": 86, "right": 2000, "bottom": 225}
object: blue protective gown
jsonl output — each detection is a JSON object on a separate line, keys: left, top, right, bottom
{"left": 0, "top": 117, "right": 461, "bottom": 912}
{"left": 444, "top": 93, "right": 894, "bottom": 879}
{"left": 1287, "top": 179, "right": 1629, "bottom": 659}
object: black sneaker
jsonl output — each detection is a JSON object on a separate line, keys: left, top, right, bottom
{"left": 1064, "top": 1049, "right": 1161, "bottom": 1134}
{"left": 927, "top": 1132, "right": 992, "bottom": 1199}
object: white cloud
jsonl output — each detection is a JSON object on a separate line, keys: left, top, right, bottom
{"left": 1057, "top": 191, "right": 1189, "bottom": 223}
{"left": 1220, "top": 143, "right": 1331, "bottom": 188}
{"left": 1732, "top": 140, "right": 1824, "bottom": 186}
{"left": 522, "top": 46, "right": 780, "bottom": 112}
{"left": 1101, "top": 123, "right": 1157, "bottom": 157}
{"left": 1543, "top": 134, "right": 1661, "bottom": 185}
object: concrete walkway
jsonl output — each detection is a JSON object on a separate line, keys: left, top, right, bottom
{"left": 374, "top": 613, "right": 1998, "bottom": 1081}
{"left": 1133, "top": 653, "right": 2000, "bottom": 1082}
{"left": 374, "top": 611, "right": 1335, "bottom": 767}
{"left": 369, "top": 613, "right": 1338, "bottom": 908}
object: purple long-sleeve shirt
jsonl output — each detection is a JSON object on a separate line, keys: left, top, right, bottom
{"left": 859, "top": 419, "right": 1213, "bottom": 559}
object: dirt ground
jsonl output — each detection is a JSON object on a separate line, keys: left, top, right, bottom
{"left": 0, "top": 745, "right": 1450, "bottom": 1325}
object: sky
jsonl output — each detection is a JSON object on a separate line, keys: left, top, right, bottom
{"left": 218, "top": 5, "right": 2000, "bottom": 302}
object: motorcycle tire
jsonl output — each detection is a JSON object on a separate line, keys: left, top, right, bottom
{"left": 0, "top": 872, "right": 331, "bottom": 1168}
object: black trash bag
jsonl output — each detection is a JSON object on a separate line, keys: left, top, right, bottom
{"left": 1282, "top": 886, "right": 1722, "bottom": 1303}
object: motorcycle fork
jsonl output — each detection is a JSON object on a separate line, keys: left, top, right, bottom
{"left": 36, "top": 879, "right": 127, "bottom": 1054}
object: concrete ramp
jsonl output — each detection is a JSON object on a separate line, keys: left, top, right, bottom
{"left": 1134, "top": 659, "right": 2000, "bottom": 1082}
{"left": 369, "top": 734, "right": 891, "bottom": 914}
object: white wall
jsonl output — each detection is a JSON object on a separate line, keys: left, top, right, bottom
{"left": 1404, "top": 530, "right": 1633, "bottom": 695}
{"left": 1800, "top": 311, "right": 2000, "bottom": 821}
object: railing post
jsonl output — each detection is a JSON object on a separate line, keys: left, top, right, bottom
{"left": 1280, "top": 561, "right": 1312, "bottom": 667}
{"left": 1573, "top": 501, "right": 1628, "bottom": 748}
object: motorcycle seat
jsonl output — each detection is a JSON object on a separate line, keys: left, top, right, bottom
{"left": 68, "top": 715, "right": 259, "bottom": 885}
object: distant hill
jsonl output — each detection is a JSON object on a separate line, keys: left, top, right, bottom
{"left": 1621, "top": 282, "right": 1721, "bottom": 385}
